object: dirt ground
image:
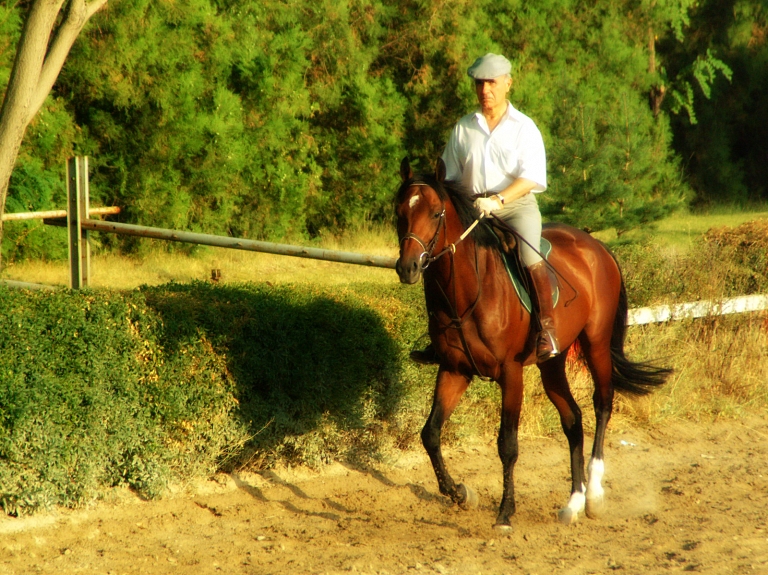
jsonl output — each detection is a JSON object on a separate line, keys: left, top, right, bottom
{"left": 2, "top": 414, "right": 768, "bottom": 575}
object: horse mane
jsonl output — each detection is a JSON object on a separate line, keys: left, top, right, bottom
{"left": 397, "top": 174, "right": 499, "bottom": 248}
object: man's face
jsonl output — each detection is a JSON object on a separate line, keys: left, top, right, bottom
{"left": 475, "top": 76, "right": 512, "bottom": 112}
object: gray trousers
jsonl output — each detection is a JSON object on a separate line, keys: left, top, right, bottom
{"left": 493, "top": 192, "right": 543, "bottom": 266}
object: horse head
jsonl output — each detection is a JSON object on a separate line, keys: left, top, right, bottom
{"left": 395, "top": 157, "right": 447, "bottom": 284}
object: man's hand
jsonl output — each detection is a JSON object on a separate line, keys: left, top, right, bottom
{"left": 474, "top": 195, "right": 503, "bottom": 217}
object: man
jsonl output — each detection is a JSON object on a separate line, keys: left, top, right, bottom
{"left": 412, "top": 52, "right": 559, "bottom": 364}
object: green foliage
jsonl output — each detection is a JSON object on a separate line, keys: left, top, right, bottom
{"left": 61, "top": 0, "right": 252, "bottom": 243}
{"left": 0, "top": 5, "right": 22, "bottom": 77}
{"left": 666, "top": 0, "right": 768, "bottom": 204}
{"left": 0, "top": 286, "right": 248, "bottom": 515}
{"left": 2, "top": 0, "right": 765, "bottom": 260}
{"left": 0, "top": 280, "right": 432, "bottom": 515}
{"left": 54, "top": 0, "right": 407, "bottom": 245}
{"left": 668, "top": 49, "right": 734, "bottom": 124}
{"left": 2, "top": 156, "right": 68, "bottom": 262}
{"left": 545, "top": 85, "right": 690, "bottom": 232}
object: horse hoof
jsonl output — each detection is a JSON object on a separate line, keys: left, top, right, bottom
{"left": 586, "top": 496, "right": 605, "bottom": 519}
{"left": 558, "top": 507, "right": 580, "bottom": 525}
{"left": 458, "top": 484, "right": 478, "bottom": 510}
{"left": 493, "top": 523, "right": 513, "bottom": 535}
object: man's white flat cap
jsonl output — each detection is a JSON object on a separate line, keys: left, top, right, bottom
{"left": 467, "top": 53, "right": 512, "bottom": 79}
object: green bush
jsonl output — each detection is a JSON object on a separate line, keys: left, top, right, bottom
{"left": 0, "top": 286, "right": 248, "bottom": 515}
{"left": 613, "top": 220, "right": 768, "bottom": 307}
{"left": 140, "top": 281, "right": 416, "bottom": 468}
{"left": 0, "top": 281, "right": 433, "bottom": 515}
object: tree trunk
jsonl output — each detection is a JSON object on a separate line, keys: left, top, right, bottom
{"left": 0, "top": 0, "right": 107, "bottom": 268}
{"left": 648, "top": 26, "right": 666, "bottom": 117}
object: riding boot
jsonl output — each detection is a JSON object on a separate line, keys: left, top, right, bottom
{"left": 410, "top": 343, "right": 440, "bottom": 365}
{"left": 528, "top": 260, "right": 560, "bottom": 363}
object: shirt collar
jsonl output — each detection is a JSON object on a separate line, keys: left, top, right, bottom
{"left": 473, "top": 101, "right": 518, "bottom": 133}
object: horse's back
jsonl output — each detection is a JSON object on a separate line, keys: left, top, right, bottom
{"left": 542, "top": 223, "right": 619, "bottom": 277}
{"left": 542, "top": 223, "right": 622, "bottom": 337}
{"left": 542, "top": 222, "right": 606, "bottom": 249}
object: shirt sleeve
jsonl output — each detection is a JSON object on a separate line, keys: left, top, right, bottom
{"left": 517, "top": 121, "right": 547, "bottom": 192}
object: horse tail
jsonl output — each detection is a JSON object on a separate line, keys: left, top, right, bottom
{"left": 610, "top": 262, "right": 673, "bottom": 396}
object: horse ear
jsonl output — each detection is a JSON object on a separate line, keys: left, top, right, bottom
{"left": 435, "top": 158, "right": 447, "bottom": 183}
{"left": 400, "top": 157, "right": 413, "bottom": 182}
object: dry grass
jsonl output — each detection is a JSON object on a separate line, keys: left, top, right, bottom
{"left": 592, "top": 206, "right": 768, "bottom": 254}
{"left": 639, "top": 317, "right": 768, "bottom": 421}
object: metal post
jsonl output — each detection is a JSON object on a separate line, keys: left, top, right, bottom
{"left": 66, "top": 157, "right": 90, "bottom": 288}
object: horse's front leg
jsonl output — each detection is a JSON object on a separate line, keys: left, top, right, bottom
{"left": 421, "top": 368, "right": 477, "bottom": 509}
{"left": 495, "top": 363, "right": 524, "bottom": 530}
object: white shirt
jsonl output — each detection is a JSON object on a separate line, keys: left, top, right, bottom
{"left": 442, "top": 102, "right": 547, "bottom": 196}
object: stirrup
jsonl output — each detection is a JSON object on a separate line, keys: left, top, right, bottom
{"left": 410, "top": 344, "right": 439, "bottom": 365}
{"left": 536, "top": 330, "right": 560, "bottom": 363}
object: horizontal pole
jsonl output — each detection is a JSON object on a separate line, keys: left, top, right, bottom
{"left": 3, "top": 206, "right": 120, "bottom": 221}
{"left": 1, "top": 279, "right": 59, "bottom": 291}
{"left": 73, "top": 219, "right": 399, "bottom": 269}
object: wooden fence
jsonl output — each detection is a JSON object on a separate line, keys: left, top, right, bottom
{"left": 44, "top": 157, "right": 396, "bottom": 289}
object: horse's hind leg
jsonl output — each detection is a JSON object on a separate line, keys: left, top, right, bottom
{"left": 421, "top": 368, "right": 476, "bottom": 509}
{"left": 579, "top": 335, "right": 615, "bottom": 519}
{"left": 538, "top": 352, "right": 587, "bottom": 525}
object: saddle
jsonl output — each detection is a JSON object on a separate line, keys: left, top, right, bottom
{"left": 487, "top": 220, "right": 559, "bottom": 314}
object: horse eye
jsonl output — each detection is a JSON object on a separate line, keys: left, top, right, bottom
{"left": 433, "top": 211, "right": 442, "bottom": 219}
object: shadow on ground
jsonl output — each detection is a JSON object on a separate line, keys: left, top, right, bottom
{"left": 142, "top": 281, "right": 404, "bottom": 468}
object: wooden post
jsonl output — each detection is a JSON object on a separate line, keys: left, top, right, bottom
{"left": 66, "top": 157, "right": 90, "bottom": 288}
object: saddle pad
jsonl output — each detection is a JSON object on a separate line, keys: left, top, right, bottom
{"left": 501, "top": 238, "right": 559, "bottom": 314}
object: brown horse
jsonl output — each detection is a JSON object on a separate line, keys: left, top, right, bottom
{"left": 395, "top": 157, "right": 671, "bottom": 530}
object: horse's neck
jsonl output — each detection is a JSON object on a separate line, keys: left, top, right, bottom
{"left": 425, "top": 217, "right": 493, "bottom": 309}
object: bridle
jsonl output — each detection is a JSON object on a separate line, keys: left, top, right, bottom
{"left": 398, "top": 182, "right": 447, "bottom": 270}
{"left": 398, "top": 181, "right": 483, "bottom": 270}
{"left": 398, "top": 181, "right": 490, "bottom": 379}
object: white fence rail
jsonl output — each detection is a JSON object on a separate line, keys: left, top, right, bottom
{"left": 627, "top": 294, "right": 768, "bottom": 326}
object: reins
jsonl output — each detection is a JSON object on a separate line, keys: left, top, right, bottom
{"left": 431, "top": 237, "right": 491, "bottom": 380}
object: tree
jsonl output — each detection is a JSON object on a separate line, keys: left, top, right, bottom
{"left": 664, "top": 0, "right": 767, "bottom": 204}
{"left": 0, "top": 0, "right": 107, "bottom": 266}
{"left": 61, "top": 0, "right": 406, "bottom": 245}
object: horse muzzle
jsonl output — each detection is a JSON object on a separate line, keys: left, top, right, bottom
{"left": 396, "top": 255, "right": 424, "bottom": 284}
